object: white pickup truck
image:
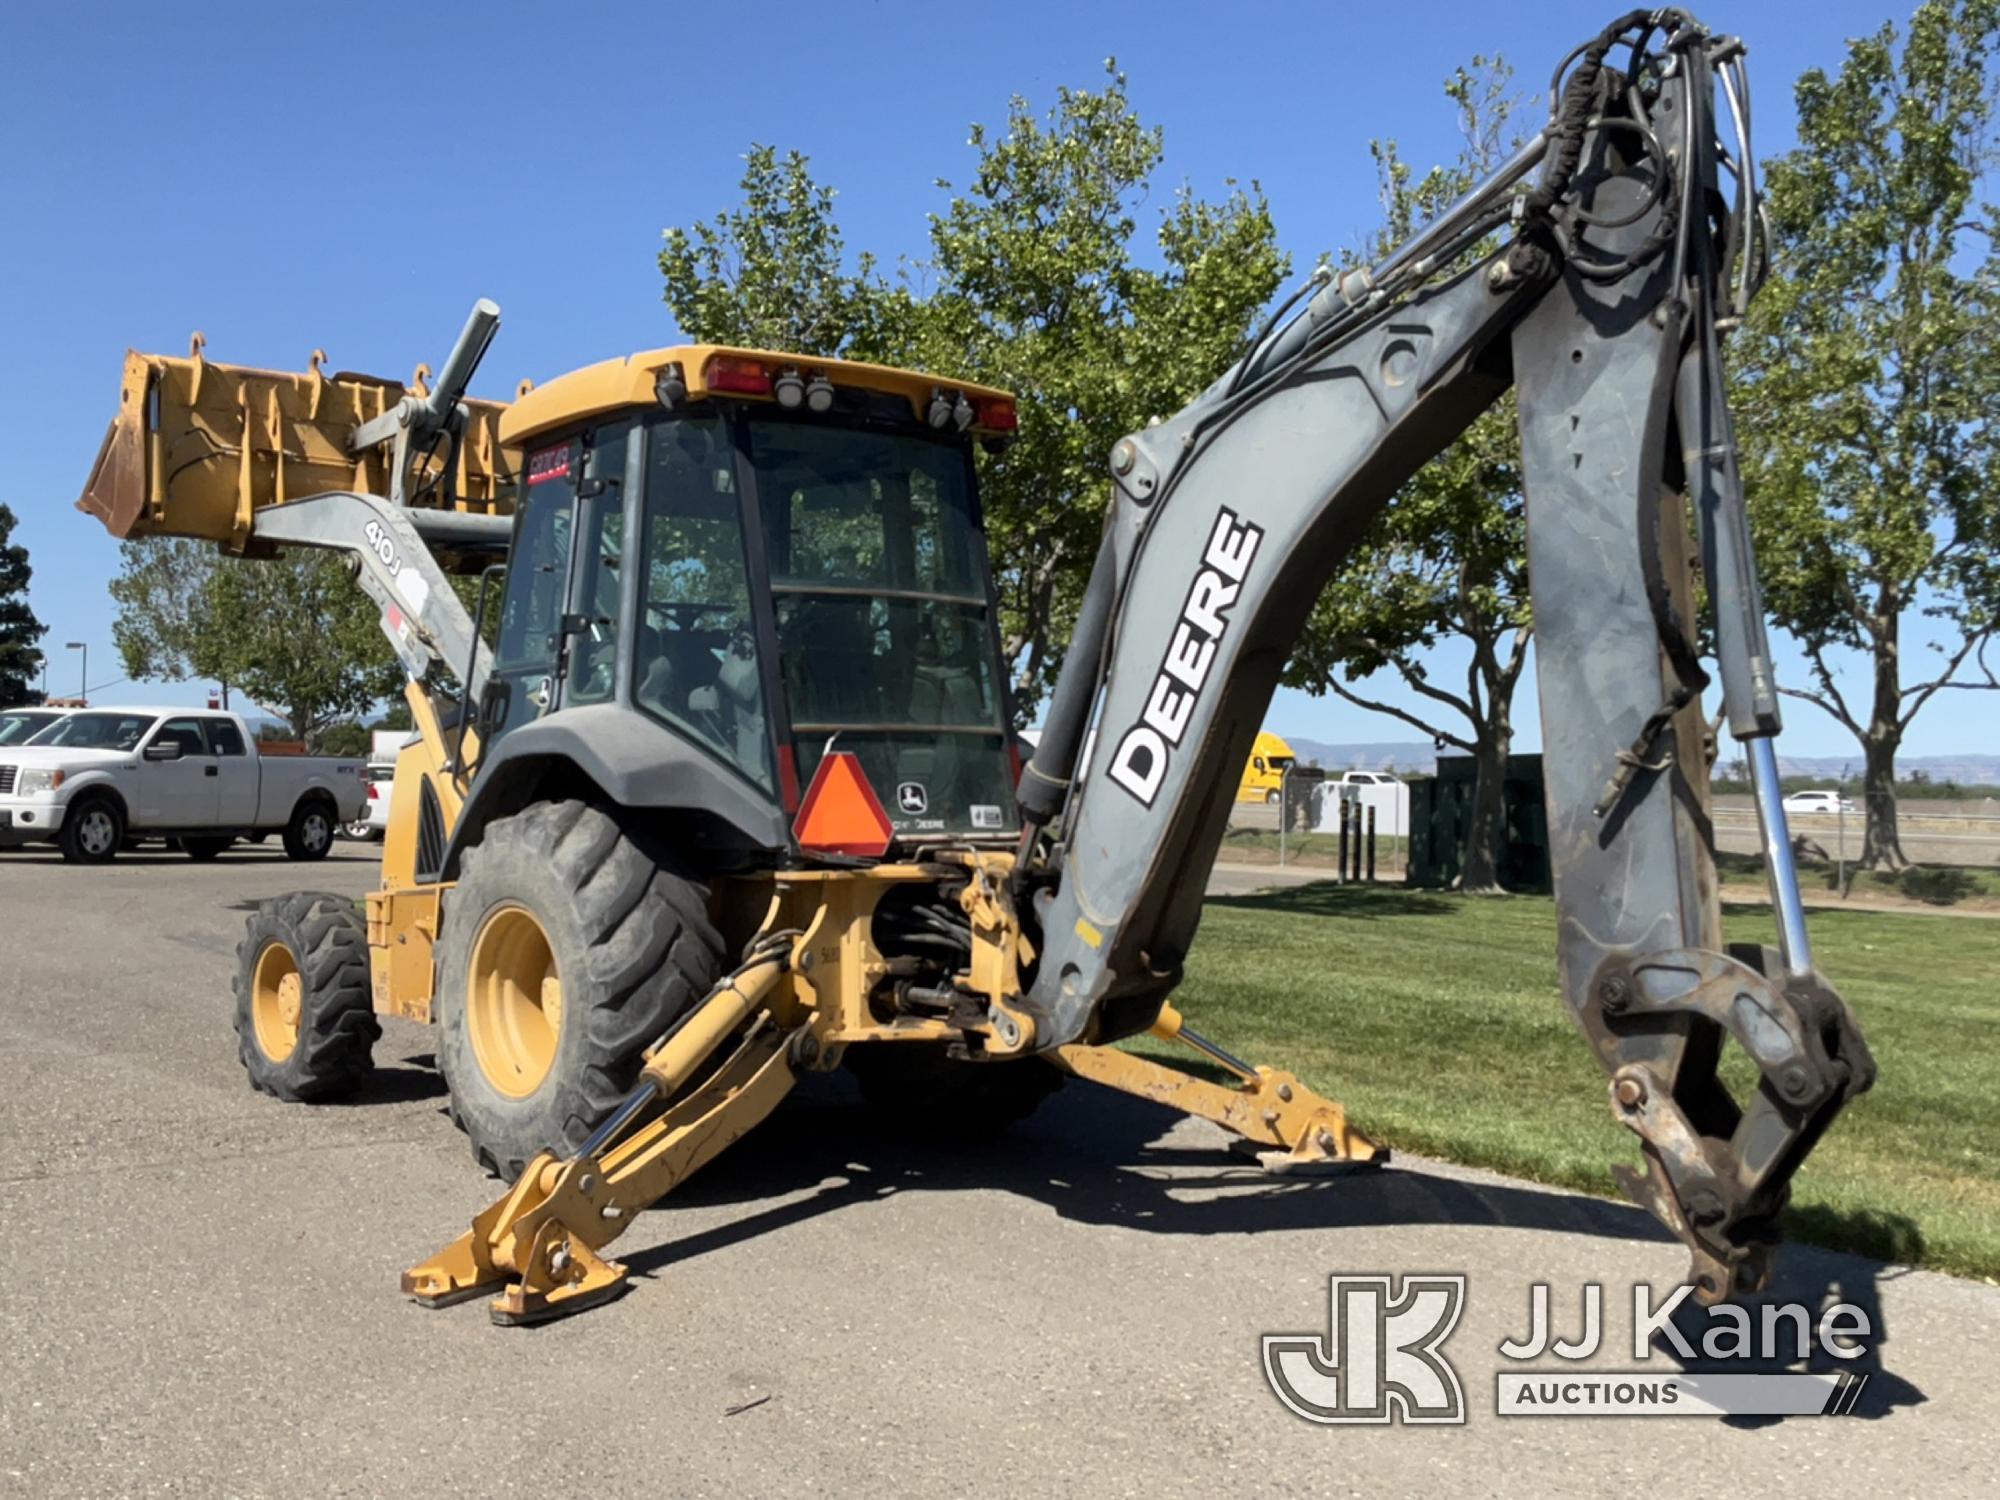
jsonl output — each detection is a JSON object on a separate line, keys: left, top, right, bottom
{"left": 0, "top": 707, "right": 364, "bottom": 864}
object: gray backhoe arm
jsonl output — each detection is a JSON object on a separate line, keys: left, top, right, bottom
{"left": 1013, "top": 9, "right": 1873, "bottom": 1297}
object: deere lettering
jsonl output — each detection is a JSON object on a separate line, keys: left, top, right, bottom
{"left": 1108, "top": 508, "right": 1263, "bottom": 806}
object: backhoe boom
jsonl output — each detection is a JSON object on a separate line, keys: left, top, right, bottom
{"left": 1014, "top": 8, "right": 1873, "bottom": 1296}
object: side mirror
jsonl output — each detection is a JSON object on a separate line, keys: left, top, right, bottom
{"left": 144, "top": 740, "right": 185, "bottom": 762}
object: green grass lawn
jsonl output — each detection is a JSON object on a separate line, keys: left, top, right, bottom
{"left": 1135, "top": 882, "right": 2000, "bottom": 1281}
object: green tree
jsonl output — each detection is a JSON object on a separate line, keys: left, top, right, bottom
{"left": 660, "top": 145, "right": 904, "bottom": 357}
{"left": 658, "top": 72, "right": 1288, "bottom": 722}
{"left": 1285, "top": 60, "right": 1531, "bottom": 893}
{"left": 0, "top": 503, "right": 48, "bottom": 706}
{"left": 109, "top": 539, "right": 404, "bottom": 748}
{"left": 316, "top": 721, "right": 373, "bottom": 758}
{"left": 914, "top": 64, "right": 1288, "bottom": 713}
{"left": 1736, "top": 0, "right": 2000, "bottom": 869}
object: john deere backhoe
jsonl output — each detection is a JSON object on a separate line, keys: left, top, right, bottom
{"left": 81, "top": 8, "right": 1871, "bottom": 1325}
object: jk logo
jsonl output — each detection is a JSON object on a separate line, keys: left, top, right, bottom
{"left": 1263, "top": 1275, "right": 1467, "bottom": 1425}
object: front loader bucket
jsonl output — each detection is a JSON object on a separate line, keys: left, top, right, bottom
{"left": 77, "top": 343, "right": 514, "bottom": 550}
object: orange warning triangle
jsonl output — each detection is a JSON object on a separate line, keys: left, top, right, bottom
{"left": 793, "top": 751, "right": 895, "bottom": 858}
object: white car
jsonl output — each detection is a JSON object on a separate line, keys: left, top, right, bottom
{"left": 1781, "top": 789, "right": 1857, "bottom": 816}
{"left": 0, "top": 706, "right": 364, "bottom": 863}
{"left": 346, "top": 763, "right": 395, "bottom": 840}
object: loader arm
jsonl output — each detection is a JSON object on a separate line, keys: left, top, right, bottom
{"left": 1013, "top": 8, "right": 1873, "bottom": 1298}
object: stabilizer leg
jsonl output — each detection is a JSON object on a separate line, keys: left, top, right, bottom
{"left": 1053, "top": 1004, "right": 1384, "bottom": 1172}
{"left": 404, "top": 951, "right": 800, "bottom": 1325}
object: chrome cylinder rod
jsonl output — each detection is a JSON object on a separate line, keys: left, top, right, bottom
{"left": 1746, "top": 735, "right": 1813, "bottom": 977}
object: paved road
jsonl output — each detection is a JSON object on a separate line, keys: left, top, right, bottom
{"left": 2, "top": 844, "right": 1995, "bottom": 1496}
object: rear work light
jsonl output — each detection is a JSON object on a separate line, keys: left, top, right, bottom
{"left": 976, "top": 397, "right": 1018, "bottom": 433}
{"left": 705, "top": 355, "right": 773, "bottom": 396}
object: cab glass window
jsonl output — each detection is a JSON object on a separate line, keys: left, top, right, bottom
{"left": 154, "top": 718, "right": 208, "bottom": 755}
{"left": 748, "top": 414, "right": 1014, "bottom": 837}
{"left": 633, "top": 417, "right": 772, "bottom": 790}
{"left": 35, "top": 713, "right": 155, "bottom": 750}
{"left": 567, "top": 423, "right": 632, "bottom": 707}
{"left": 208, "top": 719, "right": 247, "bottom": 756}
{"left": 0, "top": 711, "right": 56, "bottom": 745}
{"left": 495, "top": 442, "right": 577, "bottom": 672}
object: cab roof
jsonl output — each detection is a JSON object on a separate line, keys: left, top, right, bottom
{"left": 500, "top": 343, "right": 1017, "bottom": 448}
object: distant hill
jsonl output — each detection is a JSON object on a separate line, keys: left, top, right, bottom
{"left": 1281, "top": 740, "right": 2000, "bottom": 786}
{"left": 1766, "top": 754, "right": 2000, "bottom": 786}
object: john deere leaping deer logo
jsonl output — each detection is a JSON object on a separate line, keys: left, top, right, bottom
{"left": 897, "top": 782, "right": 928, "bottom": 815}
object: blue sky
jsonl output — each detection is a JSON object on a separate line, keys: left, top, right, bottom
{"left": 3, "top": 0, "right": 1991, "bottom": 761}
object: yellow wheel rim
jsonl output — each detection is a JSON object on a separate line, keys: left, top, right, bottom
{"left": 251, "top": 942, "right": 302, "bottom": 1063}
{"left": 466, "top": 904, "right": 562, "bottom": 1099}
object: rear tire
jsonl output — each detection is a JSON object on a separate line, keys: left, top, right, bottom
{"left": 434, "top": 801, "right": 726, "bottom": 1180}
{"left": 233, "top": 892, "right": 378, "bottom": 1101}
{"left": 59, "top": 795, "right": 123, "bottom": 864}
{"left": 847, "top": 1047, "right": 1065, "bottom": 1137}
{"left": 282, "top": 799, "right": 336, "bottom": 861}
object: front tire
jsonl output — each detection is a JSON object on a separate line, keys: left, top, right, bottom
{"left": 233, "top": 892, "right": 378, "bottom": 1101}
{"left": 434, "top": 801, "right": 726, "bottom": 1180}
{"left": 59, "top": 795, "right": 124, "bottom": 864}
{"left": 282, "top": 799, "right": 336, "bottom": 861}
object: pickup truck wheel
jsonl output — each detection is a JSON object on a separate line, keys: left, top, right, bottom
{"left": 282, "top": 799, "right": 336, "bottom": 861}
{"left": 847, "top": 1047, "right": 1065, "bottom": 1137}
{"left": 180, "top": 836, "right": 232, "bottom": 861}
{"left": 59, "top": 795, "right": 123, "bottom": 864}
{"left": 433, "top": 801, "right": 725, "bottom": 1180}
{"left": 233, "top": 892, "right": 378, "bottom": 1101}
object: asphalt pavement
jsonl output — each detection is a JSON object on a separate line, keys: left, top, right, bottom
{"left": 2, "top": 842, "right": 1995, "bottom": 1497}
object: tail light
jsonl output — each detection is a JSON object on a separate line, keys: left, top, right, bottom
{"left": 367, "top": 783, "right": 380, "bottom": 801}
{"left": 705, "top": 355, "right": 772, "bottom": 396}
{"left": 976, "top": 397, "right": 1018, "bottom": 433}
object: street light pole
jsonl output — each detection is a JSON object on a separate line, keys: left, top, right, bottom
{"left": 64, "top": 641, "right": 86, "bottom": 703}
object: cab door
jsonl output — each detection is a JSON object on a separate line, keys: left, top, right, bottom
{"left": 484, "top": 438, "right": 580, "bottom": 744}
{"left": 206, "top": 717, "right": 260, "bottom": 825}
{"left": 138, "top": 716, "right": 220, "bottom": 825}
{"left": 483, "top": 426, "right": 630, "bottom": 746}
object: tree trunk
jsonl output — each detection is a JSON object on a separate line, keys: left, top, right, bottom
{"left": 1457, "top": 726, "right": 1511, "bottom": 894}
{"left": 1860, "top": 732, "right": 1906, "bottom": 871}
{"left": 1859, "top": 632, "right": 1907, "bottom": 871}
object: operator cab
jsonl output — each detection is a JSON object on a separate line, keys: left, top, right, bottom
{"left": 482, "top": 347, "right": 1021, "bottom": 854}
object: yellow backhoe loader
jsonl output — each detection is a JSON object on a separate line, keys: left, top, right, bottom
{"left": 79, "top": 8, "right": 1872, "bottom": 1325}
